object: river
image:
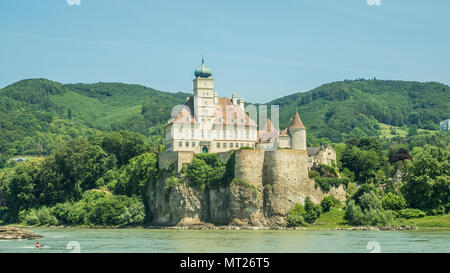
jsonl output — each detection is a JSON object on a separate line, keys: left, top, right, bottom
{"left": 0, "top": 228, "right": 449, "bottom": 253}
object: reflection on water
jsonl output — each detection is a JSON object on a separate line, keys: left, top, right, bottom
{"left": 0, "top": 228, "right": 449, "bottom": 253}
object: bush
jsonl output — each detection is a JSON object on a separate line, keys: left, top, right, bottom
{"left": 185, "top": 154, "right": 225, "bottom": 190}
{"left": 397, "top": 208, "right": 426, "bottom": 219}
{"left": 287, "top": 203, "right": 306, "bottom": 227}
{"left": 382, "top": 192, "right": 407, "bottom": 211}
{"left": 308, "top": 170, "right": 320, "bottom": 179}
{"left": 304, "top": 197, "right": 322, "bottom": 223}
{"left": 359, "top": 191, "right": 383, "bottom": 211}
{"left": 20, "top": 206, "right": 59, "bottom": 226}
{"left": 351, "top": 183, "right": 378, "bottom": 205}
{"left": 315, "top": 177, "right": 349, "bottom": 193}
{"left": 163, "top": 176, "right": 180, "bottom": 192}
{"left": 321, "top": 195, "right": 341, "bottom": 212}
{"left": 344, "top": 193, "right": 394, "bottom": 226}
{"left": 344, "top": 200, "right": 365, "bottom": 225}
{"left": 316, "top": 164, "right": 338, "bottom": 177}
{"left": 52, "top": 190, "right": 145, "bottom": 226}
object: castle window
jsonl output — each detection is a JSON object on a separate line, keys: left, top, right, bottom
{"left": 179, "top": 142, "right": 182, "bottom": 147}
{"left": 236, "top": 143, "right": 239, "bottom": 148}
{"left": 217, "top": 142, "right": 220, "bottom": 148}
{"left": 186, "top": 142, "right": 189, "bottom": 147}
{"left": 192, "top": 142, "right": 196, "bottom": 147}
{"left": 223, "top": 131, "right": 226, "bottom": 138}
{"left": 230, "top": 143, "right": 233, "bottom": 148}
{"left": 223, "top": 142, "right": 227, "bottom": 148}
{"left": 240, "top": 143, "right": 243, "bottom": 147}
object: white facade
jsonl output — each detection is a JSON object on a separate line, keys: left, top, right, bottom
{"left": 165, "top": 61, "right": 258, "bottom": 154}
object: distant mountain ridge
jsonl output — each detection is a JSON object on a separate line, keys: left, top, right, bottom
{"left": 0, "top": 78, "right": 448, "bottom": 158}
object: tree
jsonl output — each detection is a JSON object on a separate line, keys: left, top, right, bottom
{"left": 114, "top": 152, "right": 159, "bottom": 197}
{"left": 381, "top": 192, "right": 407, "bottom": 211}
{"left": 401, "top": 145, "right": 450, "bottom": 212}
{"left": 101, "top": 131, "right": 149, "bottom": 167}
{"left": 53, "top": 139, "right": 116, "bottom": 201}
{"left": 303, "top": 197, "right": 322, "bottom": 223}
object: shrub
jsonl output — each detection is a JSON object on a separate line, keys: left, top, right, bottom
{"left": 397, "top": 208, "right": 426, "bottom": 219}
{"left": 315, "top": 177, "right": 349, "bottom": 193}
{"left": 304, "top": 197, "right": 322, "bottom": 223}
{"left": 21, "top": 206, "right": 59, "bottom": 226}
{"left": 316, "top": 164, "right": 338, "bottom": 177}
{"left": 163, "top": 176, "right": 180, "bottom": 192}
{"left": 344, "top": 200, "right": 365, "bottom": 225}
{"left": 359, "top": 191, "right": 383, "bottom": 211}
{"left": 308, "top": 170, "right": 320, "bottom": 179}
{"left": 351, "top": 183, "right": 378, "bottom": 205}
{"left": 185, "top": 154, "right": 225, "bottom": 190}
{"left": 287, "top": 203, "right": 306, "bottom": 227}
{"left": 344, "top": 193, "right": 394, "bottom": 226}
{"left": 382, "top": 192, "right": 407, "bottom": 211}
{"left": 52, "top": 191, "right": 145, "bottom": 226}
{"left": 321, "top": 195, "right": 341, "bottom": 212}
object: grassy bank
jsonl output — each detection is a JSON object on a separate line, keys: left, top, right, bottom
{"left": 306, "top": 208, "right": 450, "bottom": 230}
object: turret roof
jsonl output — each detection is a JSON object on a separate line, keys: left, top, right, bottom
{"left": 289, "top": 112, "right": 306, "bottom": 130}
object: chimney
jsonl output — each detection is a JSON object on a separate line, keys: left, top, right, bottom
{"left": 214, "top": 92, "right": 218, "bottom": 104}
{"left": 239, "top": 98, "right": 244, "bottom": 109}
{"left": 232, "top": 93, "right": 237, "bottom": 105}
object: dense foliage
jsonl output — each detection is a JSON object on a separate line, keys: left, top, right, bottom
{"left": 0, "top": 79, "right": 188, "bottom": 159}
{"left": 287, "top": 197, "right": 322, "bottom": 226}
{"left": 0, "top": 132, "right": 157, "bottom": 224}
{"left": 401, "top": 145, "right": 450, "bottom": 214}
{"left": 269, "top": 79, "right": 449, "bottom": 143}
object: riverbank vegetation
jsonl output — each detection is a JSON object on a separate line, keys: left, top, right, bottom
{"left": 0, "top": 78, "right": 448, "bottom": 228}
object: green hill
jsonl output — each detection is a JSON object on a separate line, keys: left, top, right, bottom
{"left": 268, "top": 79, "right": 449, "bottom": 143}
{"left": 0, "top": 79, "right": 189, "bottom": 158}
{"left": 0, "top": 78, "right": 448, "bottom": 163}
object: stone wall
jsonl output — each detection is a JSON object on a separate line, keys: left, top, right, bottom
{"left": 149, "top": 149, "right": 346, "bottom": 227}
{"left": 159, "top": 151, "right": 195, "bottom": 172}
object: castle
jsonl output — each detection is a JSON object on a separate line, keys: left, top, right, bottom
{"left": 165, "top": 58, "right": 308, "bottom": 154}
{"left": 161, "top": 59, "right": 335, "bottom": 171}
{"left": 152, "top": 60, "right": 344, "bottom": 227}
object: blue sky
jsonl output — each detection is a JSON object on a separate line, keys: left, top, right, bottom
{"left": 1, "top": 0, "right": 449, "bottom": 102}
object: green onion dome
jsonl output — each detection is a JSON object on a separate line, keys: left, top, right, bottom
{"left": 194, "top": 58, "right": 212, "bottom": 78}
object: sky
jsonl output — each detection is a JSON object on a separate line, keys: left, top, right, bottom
{"left": 0, "top": 0, "right": 449, "bottom": 103}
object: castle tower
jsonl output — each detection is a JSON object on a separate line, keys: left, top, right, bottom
{"left": 193, "top": 57, "right": 215, "bottom": 121}
{"left": 289, "top": 112, "right": 306, "bottom": 151}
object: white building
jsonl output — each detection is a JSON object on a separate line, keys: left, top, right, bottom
{"left": 165, "top": 59, "right": 258, "bottom": 154}
{"left": 440, "top": 119, "right": 450, "bottom": 132}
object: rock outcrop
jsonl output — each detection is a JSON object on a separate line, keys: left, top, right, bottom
{"left": 148, "top": 149, "right": 346, "bottom": 228}
{"left": 0, "top": 226, "right": 43, "bottom": 240}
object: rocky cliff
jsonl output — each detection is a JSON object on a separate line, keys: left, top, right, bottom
{"left": 147, "top": 149, "right": 346, "bottom": 228}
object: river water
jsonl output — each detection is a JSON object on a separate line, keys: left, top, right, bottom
{"left": 0, "top": 228, "right": 449, "bottom": 253}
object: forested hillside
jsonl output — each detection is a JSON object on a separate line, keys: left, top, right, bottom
{"left": 0, "top": 79, "right": 189, "bottom": 161}
{"left": 269, "top": 79, "right": 449, "bottom": 143}
{"left": 1, "top": 78, "right": 448, "bottom": 165}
